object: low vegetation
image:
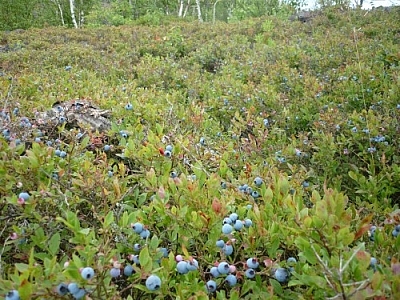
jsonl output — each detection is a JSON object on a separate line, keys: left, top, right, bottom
{"left": 1, "top": 6, "right": 400, "bottom": 300}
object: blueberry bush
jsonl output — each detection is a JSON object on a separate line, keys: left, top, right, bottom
{"left": 1, "top": 7, "right": 400, "bottom": 300}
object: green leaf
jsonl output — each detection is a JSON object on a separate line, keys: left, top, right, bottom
{"left": 270, "top": 278, "right": 283, "bottom": 295}
{"left": 15, "top": 263, "right": 29, "bottom": 272}
{"left": 139, "top": 247, "right": 153, "bottom": 273}
{"left": 48, "top": 233, "right": 60, "bottom": 256}
{"left": 104, "top": 211, "right": 114, "bottom": 229}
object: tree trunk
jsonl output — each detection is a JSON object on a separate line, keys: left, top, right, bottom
{"left": 195, "top": 0, "right": 203, "bottom": 22}
{"left": 69, "top": 0, "right": 78, "bottom": 28}
{"left": 49, "top": 0, "right": 65, "bottom": 26}
{"left": 213, "top": 0, "right": 222, "bottom": 23}
{"left": 178, "top": 0, "right": 184, "bottom": 17}
{"left": 183, "top": 0, "right": 191, "bottom": 17}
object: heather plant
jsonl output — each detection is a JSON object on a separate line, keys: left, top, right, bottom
{"left": 1, "top": 7, "right": 400, "bottom": 300}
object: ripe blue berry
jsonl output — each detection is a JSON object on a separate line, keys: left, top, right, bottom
{"left": 216, "top": 239, "right": 225, "bottom": 248}
{"left": 5, "top": 290, "right": 20, "bottom": 300}
{"left": 274, "top": 267, "right": 290, "bottom": 283}
{"left": 177, "top": 261, "right": 189, "bottom": 274}
{"left": 159, "top": 247, "right": 168, "bottom": 257}
{"left": 56, "top": 283, "right": 69, "bottom": 296}
{"left": 395, "top": 225, "right": 400, "bottom": 232}
{"left": 68, "top": 282, "right": 80, "bottom": 294}
{"left": 133, "top": 243, "right": 141, "bottom": 252}
{"left": 124, "top": 265, "right": 134, "bottom": 276}
{"left": 170, "top": 171, "right": 178, "bottom": 178}
{"left": 210, "top": 266, "right": 220, "bottom": 277}
{"left": 125, "top": 103, "right": 133, "bottom": 110}
{"left": 222, "top": 217, "right": 232, "bottom": 225}
{"left": 132, "top": 222, "right": 144, "bottom": 234}
{"left": 246, "top": 258, "right": 259, "bottom": 269}
{"left": 110, "top": 268, "right": 121, "bottom": 278}
{"left": 165, "top": 145, "right": 173, "bottom": 152}
{"left": 392, "top": 229, "right": 399, "bottom": 238}
{"left": 251, "top": 191, "right": 260, "bottom": 198}
{"left": 206, "top": 280, "right": 217, "bottom": 293}
{"left": 164, "top": 150, "right": 172, "bottom": 157}
{"left": 254, "top": 177, "right": 263, "bottom": 186}
{"left": 60, "top": 151, "right": 67, "bottom": 158}
{"left": 225, "top": 274, "right": 237, "bottom": 287}
{"left": 223, "top": 244, "right": 234, "bottom": 256}
{"left": 104, "top": 145, "right": 111, "bottom": 151}
{"left": 245, "top": 268, "right": 256, "bottom": 279}
{"left": 229, "top": 213, "right": 238, "bottom": 222}
{"left": 220, "top": 181, "right": 227, "bottom": 189}
{"left": 233, "top": 220, "right": 243, "bottom": 231}
{"left": 140, "top": 229, "right": 151, "bottom": 239}
{"left": 72, "top": 288, "right": 86, "bottom": 299}
{"left": 287, "top": 257, "right": 297, "bottom": 265}
{"left": 222, "top": 224, "right": 233, "bottom": 234}
{"left": 18, "top": 192, "right": 30, "bottom": 201}
{"left": 187, "top": 259, "right": 199, "bottom": 271}
{"left": 244, "top": 219, "right": 252, "bottom": 228}
{"left": 217, "top": 262, "right": 230, "bottom": 275}
{"left": 81, "top": 267, "right": 95, "bottom": 280}
{"left": 146, "top": 274, "right": 161, "bottom": 291}
{"left": 55, "top": 149, "right": 61, "bottom": 156}
{"left": 108, "top": 171, "right": 113, "bottom": 177}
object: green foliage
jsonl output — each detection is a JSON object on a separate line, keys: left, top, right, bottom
{"left": 1, "top": 7, "right": 400, "bottom": 300}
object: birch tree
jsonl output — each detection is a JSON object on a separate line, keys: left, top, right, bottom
{"left": 195, "top": 0, "right": 203, "bottom": 21}
{"left": 69, "top": 0, "right": 78, "bottom": 28}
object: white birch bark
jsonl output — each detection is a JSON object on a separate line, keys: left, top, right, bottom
{"left": 69, "top": 0, "right": 78, "bottom": 28}
{"left": 195, "top": 0, "right": 203, "bottom": 22}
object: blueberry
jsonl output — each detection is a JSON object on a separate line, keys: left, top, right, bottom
{"left": 5, "top": 290, "right": 20, "bottom": 300}
{"left": 222, "top": 224, "right": 233, "bottom": 234}
{"left": 164, "top": 150, "right": 172, "bottom": 157}
{"left": 210, "top": 266, "right": 220, "bottom": 277}
{"left": 217, "top": 262, "right": 230, "bottom": 275}
{"left": 18, "top": 192, "right": 30, "bottom": 201}
{"left": 65, "top": 65, "right": 72, "bottom": 71}
{"left": 221, "top": 181, "right": 227, "bottom": 189}
{"left": 56, "top": 283, "right": 69, "bottom": 296}
{"left": 104, "top": 145, "right": 111, "bottom": 151}
{"left": 222, "top": 217, "right": 232, "bottom": 225}
{"left": 165, "top": 145, "right": 173, "bottom": 152}
{"left": 132, "top": 222, "right": 144, "bottom": 234}
{"left": 125, "top": 103, "right": 133, "bottom": 110}
{"left": 223, "top": 244, "right": 234, "bottom": 256}
{"left": 251, "top": 191, "right": 259, "bottom": 198}
{"left": 245, "top": 186, "right": 253, "bottom": 194}
{"left": 55, "top": 149, "right": 61, "bottom": 156}
{"left": 287, "top": 257, "right": 297, "bottom": 265}
{"left": 206, "top": 280, "right": 217, "bottom": 293}
{"left": 395, "top": 225, "right": 400, "bottom": 232}
{"left": 199, "top": 137, "right": 206, "bottom": 146}
{"left": 2, "top": 129, "right": 10, "bottom": 137}
{"left": 130, "top": 254, "right": 140, "bottom": 265}
{"left": 159, "top": 247, "right": 168, "bottom": 258}
{"left": 146, "top": 274, "right": 161, "bottom": 291}
{"left": 225, "top": 274, "right": 237, "bottom": 287}
{"left": 245, "top": 268, "right": 256, "bottom": 278}
{"left": 392, "top": 229, "right": 399, "bottom": 238}
{"left": 108, "top": 171, "right": 113, "bottom": 177}
{"left": 274, "top": 267, "right": 290, "bottom": 283}
{"left": 124, "top": 265, "right": 134, "bottom": 276}
{"left": 229, "top": 213, "right": 239, "bottom": 222}
{"left": 60, "top": 151, "right": 67, "bottom": 158}
{"left": 254, "top": 177, "right": 263, "bottom": 186}
{"left": 59, "top": 116, "right": 66, "bottom": 123}
{"left": 120, "top": 131, "right": 128, "bottom": 138}
{"left": 68, "top": 282, "right": 80, "bottom": 294}
{"left": 81, "top": 267, "right": 95, "bottom": 280}
{"left": 72, "top": 288, "right": 86, "bottom": 299}
{"left": 110, "top": 267, "right": 121, "bottom": 278}
{"left": 246, "top": 258, "right": 259, "bottom": 269}
{"left": 170, "top": 171, "right": 178, "bottom": 178}
{"left": 140, "top": 229, "right": 151, "bottom": 239}
{"left": 233, "top": 219, "right": 243, "bottom": 231}
{"left": 34, "top": 137, "right": 41, "bottom": 143}
{"left": 244, "top": 219, "right": 252, "bottom": 228}
{"left": 133, "top": 243, "right": 141, "bottom": 252}
{"left": 216, "top": 239, "right": 225, "bottom": 248}
{"left": 370, "top": 257, "right": 378, "bottom": 271}
{"left": 187, "top": 259, "right": 199, "bottom": 271}
{"left": 177, "top": 261, "right": 189, "bottom": 274}
{"left": 302, "top": 181, "right": 310, "bottom": 188}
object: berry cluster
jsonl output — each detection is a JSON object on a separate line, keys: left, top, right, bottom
{"left": 55, "top": 267, "right": 94, "bottom": 299}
